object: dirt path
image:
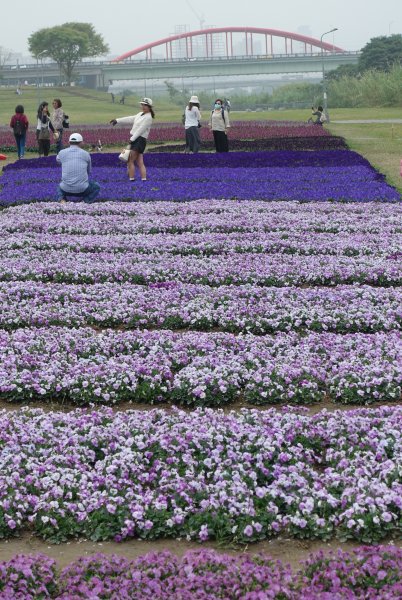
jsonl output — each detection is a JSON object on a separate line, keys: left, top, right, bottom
{"left": 0, "top": 398, "right": 399, "bottom": 415}
{"left": 1, "top": 533, "right": 400, "bottom": 570}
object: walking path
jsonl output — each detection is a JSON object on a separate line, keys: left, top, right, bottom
{"left": 331, "top": 119, "right": 402, "bottom": 123}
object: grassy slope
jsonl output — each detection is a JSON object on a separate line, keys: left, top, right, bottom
{"left": 1, "top": 87, "right": 401, "bottom": 192}
{"left": 327, "top": 122, "right": 402, "bottom": 193}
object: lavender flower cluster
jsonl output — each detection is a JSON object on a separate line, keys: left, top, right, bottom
{"left": 0, "top": 328, "right": 400, "bottom": 405}
{"left": 0, "top": 406, "right": 400, "bottom": 543}
{"left": 1, "top": 246, "right": 399, "bottom": 286}
{"left": 0, "top": 201, "right": 399, "bottom": 407}
{"left": 1, "top": 547, "right": 401, "bottom": 599}
{"left": 0, "top": 281, "right": 399, "bottom": 334}
{"left": 3, "top": 197, "right": 401, "bottom": 233}
{"left": 1, "top": 150, "right": 400, "bottom": 205}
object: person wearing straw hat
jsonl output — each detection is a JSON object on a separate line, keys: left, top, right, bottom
{"left": 110, "top": 98, "right": 155, "bottom": 181}
{"left": 183, "top": 95, "right": 202, "bottom": 154}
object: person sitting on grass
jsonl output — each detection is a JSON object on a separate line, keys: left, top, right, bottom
{"left": 309, "top": 106, "right": 327, "bottom": 125}
{"left": 55, "top": 133, "right": 100, "bottom": 203}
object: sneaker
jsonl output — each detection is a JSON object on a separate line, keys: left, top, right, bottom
{"left": 141, "top": 178, "right": 147, "bottom": 181}
{"left": 129, "top": 178, "right": 135, "bottom": 181}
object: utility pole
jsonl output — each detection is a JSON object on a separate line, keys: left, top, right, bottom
{"left": 320, "top": 28, "right": 338, "bottom": 123}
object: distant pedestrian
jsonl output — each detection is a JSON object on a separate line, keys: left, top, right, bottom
{"left": 209, "top": 98, "right": 230, "bottom": 152}
{"left": 111, "top": 93, "right": 115, "bottom": 103}
{"left": 10, "top": 104, "right": 29, "bottom": 159}
{"left": 184, "top": 95, "right": 201, "bottom": 154}
{"left": 51, "top": 98, "right": 65, "bottom": 153}
{"left": 223, "top": 98, "right": 231, "bottom": 112}
{"left": 310, "top": 106, "right": 326, "bottom": 125}
{"left": 36, "top": 101, "right": 55, "bottom": 157}
{"left": 110, "top": 97, "right": 155, "bottom": 181}
{"left": 119, "top": 95, "right": 125, "bottom": 105}
{"left": 56, "top": 133, "right": 100, "bottom": 203}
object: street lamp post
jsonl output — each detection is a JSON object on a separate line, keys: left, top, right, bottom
{"left": 320, "top": 28, "right": 338, "bottom": 122}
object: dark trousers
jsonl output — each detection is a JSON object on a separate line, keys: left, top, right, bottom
{"left": 213, "top": 130, "right": 229, "bottom": 153}
{"left": 185, "top": 126, "right": 201, "bottom": 153}
{"left": 14, "top": 134, "right": 26, "bottom": 158}
{"left": 38, "top": 138, "right": 50, "bottom": 156}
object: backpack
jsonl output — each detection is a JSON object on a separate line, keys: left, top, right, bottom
{"left": 211, "top": 108, "right": 226, "bottom": 123}
{"left": 13, "top": 118, "right": 25, "bottom": 136}
{"left": 320, "top": 112, "right": 327, "bottom": 123}
{"left": 62, "top": 115, "right": 70, "bottom": 128}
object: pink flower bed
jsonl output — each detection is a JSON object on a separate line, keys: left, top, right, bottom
{"left": 0, "top": 120, "right": 331, "bottom": 150}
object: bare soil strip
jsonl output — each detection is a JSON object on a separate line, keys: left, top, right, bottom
{"left": 0, "top": 534, "right": 400, "bottom": 570}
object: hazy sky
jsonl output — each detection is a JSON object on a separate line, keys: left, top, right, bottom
{"left": 1, "top": 0, "right": 401, "bottom": 58}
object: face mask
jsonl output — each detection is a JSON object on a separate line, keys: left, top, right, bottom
{"left": 214, "top": 103, "right": 221, "bottom": 109}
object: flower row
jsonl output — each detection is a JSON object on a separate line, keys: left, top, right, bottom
{"left": 0, "top": 406, "right": 400, "bottom": 543}
{"left": 0, "top": 120, "right": 333, "bottom": 150}
{"left": 4, "top": 149, "right": 376, "bottom": 170}
{"left": 1, "top": 168, "right": 399, "bottom": 204}
{"left": 2, "top": 228, "right": 401, "bottom": 258}
{"left": 0, "top": 547, "right": 401, "bottom": 599}
{"left": 0, "top": 281, "right": 400, "bottom": 334}
{"left": 0, "top": 328, "right": 400, "bottom": 405}
{"left": 0, "top": 247, "right": 400, "bottom": 286}
{"left": 1, "top": 151, "right": 399, "bottom": 205}
{"left": 148, "top": 135, "right": 348, "bottom": 153}
{"left": 2, "top": 199, "right": 400, "bottom": 236}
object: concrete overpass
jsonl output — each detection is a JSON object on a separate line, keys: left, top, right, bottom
{"left": 1, "top": 52, "right": 359, "bottom": 89}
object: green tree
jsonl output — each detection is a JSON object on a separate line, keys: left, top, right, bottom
{"left": 359, "top": 34, "right": 402, "bottom": 72}
{"left": 29, "top": 22, "right": 109, "bottom": 84}
{"left": 326, "top": 64, "right": 360, "bottom": 81}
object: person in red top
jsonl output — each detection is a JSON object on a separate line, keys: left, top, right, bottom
{"left": 10, "top": 105, "right": 29, "bottom": 159}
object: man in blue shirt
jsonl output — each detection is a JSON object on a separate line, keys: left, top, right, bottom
{"left": 56, "top": 133, "right": 100, "bottom": 202}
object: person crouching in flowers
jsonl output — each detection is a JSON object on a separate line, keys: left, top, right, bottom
{"left": 110, "top": 98, "right": 154, "bottom": 181}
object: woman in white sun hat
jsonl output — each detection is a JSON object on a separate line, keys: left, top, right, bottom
{"left": 183, "top": 95, "right": 201, "bottom": 154}
{"left": 110, "top": 98, "right": 155, "bottom": 181}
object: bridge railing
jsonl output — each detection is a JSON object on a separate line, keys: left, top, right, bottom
{"left": 1, "top": 51, "right": 360, "bottom": 71}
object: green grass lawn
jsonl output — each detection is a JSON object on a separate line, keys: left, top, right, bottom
{"left": 1, "top": 86, "right": 401, "bottom": 192}
{"left": 327, "top": 121, "right": 402, "bottom": 193}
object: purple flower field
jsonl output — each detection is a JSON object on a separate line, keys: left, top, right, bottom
{"left": 0, "top": 150, "right": 400, "bottom": 204}
{"left": 0, "top": 122, "right": 401, "bottom": 586}
{"left": 0, "top": 547, "right": 401, "bottom": 599}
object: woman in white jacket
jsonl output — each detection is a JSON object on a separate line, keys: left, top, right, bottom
{"left": 110, "top": 98, "right": 154, "bottom": 181}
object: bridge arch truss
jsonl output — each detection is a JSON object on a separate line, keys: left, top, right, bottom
{"left": 113, "top": 27, "right": 345, "bottom": 62}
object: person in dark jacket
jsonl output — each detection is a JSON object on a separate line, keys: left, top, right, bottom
{"left": 10, "top": 105, "right": 29, "bottom": 159}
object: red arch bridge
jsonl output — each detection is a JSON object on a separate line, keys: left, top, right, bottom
{"left": 2, "top": 27, "right": 359, "bottom": 88}
{"left": 114, "top": 26, "right": 346, "bottom": 62}
{"left": 100, "top": 27, "right": 357, "bottom": 85}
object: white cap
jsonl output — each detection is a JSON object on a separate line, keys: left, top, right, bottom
{"left": 189, "top": 95, "right": 199, "bottom": 103}
{"left": 69, "top": 133, "right": 83, "bottom": 143}
{"left": 140, "top": 97, "right": 153, "bottom": 107}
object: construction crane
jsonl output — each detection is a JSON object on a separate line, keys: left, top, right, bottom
{"left": 186, "top": 0, "right": 206, "bottom": 30}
